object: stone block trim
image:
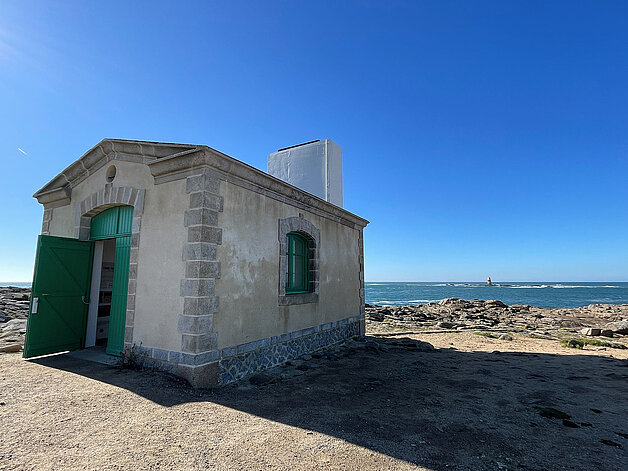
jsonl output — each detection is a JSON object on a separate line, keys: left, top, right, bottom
{"left": 358, "top": 229, "right": 366, "bottom": 336}
{"left": 41, "top": 209, "right": 53, "bottom": 236}
{"left": 179, "top": 169, "right": 223, "bottom": 357}
{"left": 132, "top": 316, "right": 361, "bottom": 387}
{"left": 75, "top": 185, "right": 146, "bottom": 239}
{"left": 278, "top": 216, "right": 320, "bottom": 306}
{"left": 75, "top": 185, "right": 146, "bottom": 349}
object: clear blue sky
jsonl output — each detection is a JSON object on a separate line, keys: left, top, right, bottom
{"left": 1, "top": 0, "right": 627, "bottom": 282}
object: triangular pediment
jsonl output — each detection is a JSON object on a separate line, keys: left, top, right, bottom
{"left": 34, "top": 138, "right": 200, "bottom": 205}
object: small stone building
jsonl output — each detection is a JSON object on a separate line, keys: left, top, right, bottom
{"left": 25, "top": 139, "right": 368, "bottom": 387}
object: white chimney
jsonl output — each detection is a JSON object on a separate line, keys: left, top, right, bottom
{"left": 267, "top": 139, "right": 343, "bottom": 208}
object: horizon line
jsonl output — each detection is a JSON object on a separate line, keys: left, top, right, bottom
{"left": 365, "top": 280, "right": 628, "bottom": 283}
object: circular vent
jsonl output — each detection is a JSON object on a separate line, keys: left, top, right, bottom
{"left": 106, "top": 165, "right": 117, "bottom": 183}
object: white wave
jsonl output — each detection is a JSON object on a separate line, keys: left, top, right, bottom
{"left": 551, "top": 285, "right": 620, "bottom": 289}
{"left": 424, "top": 283, "right": 479, "bottom": 287}
{"left": 505, "top": 284, "right": 621, "bottom": 289}
{"left": 369, "top": 299, "right": 437, "bottom": 306}
{"left": 507, "top": 285, "right": 551, "bottom": 289}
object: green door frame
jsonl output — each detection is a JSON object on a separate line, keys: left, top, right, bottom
{"left": 89, "top": 206, "right": 133, "bottom": 356}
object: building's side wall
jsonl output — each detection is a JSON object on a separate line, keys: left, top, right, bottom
{"left": 213, "top": 180, "right": 362, "bottom": 383}
{"left": 40, "top": 160, "right": 188, "bottom": 357}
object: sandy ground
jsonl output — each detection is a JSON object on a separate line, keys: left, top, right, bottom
{"left": 1, "top": 330, "right": 627, "bottom": 471}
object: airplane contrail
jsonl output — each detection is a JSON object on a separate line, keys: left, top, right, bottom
{"left": 17, "top": 147, "right": 28, "bottom": 156}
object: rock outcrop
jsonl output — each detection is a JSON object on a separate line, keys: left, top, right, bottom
{"left": 0, "top": 287, "right": 30, "bottom": 352}
{"left": 365, "top": 298, "right": 628, "bottom": 342}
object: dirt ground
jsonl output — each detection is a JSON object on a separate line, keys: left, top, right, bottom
{"left": 1, "top": 330, "right": 627, "bottom": 471}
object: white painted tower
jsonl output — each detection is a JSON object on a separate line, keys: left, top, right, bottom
{"left": 268, "top": 139, "right": 343, "bottom": 208}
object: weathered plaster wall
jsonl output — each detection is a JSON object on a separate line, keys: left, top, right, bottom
{"left": 42, "top": 159, "right": 187, "bottom": 353}
{"left": 46, "top": 205, "right": 74, "bottom": 238}
{"left": 214, "top": 180, "right": 361, "bottom": 350}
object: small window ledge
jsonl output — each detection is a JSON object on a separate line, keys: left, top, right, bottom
{"left": 279, "top": 293, "right": 319, "bottom": 306}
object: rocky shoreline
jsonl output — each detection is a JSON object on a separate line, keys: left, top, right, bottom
{"left": 366, "top": 297, "right": 628, "bottom": 347}
{"left": 0, "top": 286, "right": 30, "bottom": 352}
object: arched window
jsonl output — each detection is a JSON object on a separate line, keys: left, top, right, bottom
{"left": 278, "top": 216, "right": 319, "bottom": 305}
{"left": 286, "top": 232, "right": 310, "bottom": 294}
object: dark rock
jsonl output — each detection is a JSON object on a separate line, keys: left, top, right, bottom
{"left": 280, "top": 368, "right": 304, "bottom": 379}
{"left": 414, "top": 341, "right": 435, "bottom": 352}
{"left": 485, "top": 300, "right": 507, "bottom": 308}
{"left": 580, "top": 328, "right": 601, "bottom": 336}
{"left": 565, "top": 339, "right": 585, "bottom": 349}
{"left": 249, "top": 373, "right": 274, "bottom": 386}
{"left": 562, "top": 419, "right": 580, "bottom": 428}
{"left": 539, "top": 408, "right": 571, "bottom": 420}
{"left": 600, "top": 439, "right": 622, "bottom": 448}
{"left": 438, "top": 321, "right": 456, "bottom": 329}
{"left": 366, "top": 312, "right": 384, "bottom": 321}
{"left": 605, "top": 320, "right": 628, "bottom": 334}
{"left": 0, "top": 344, "right": 23, "bottom": 353}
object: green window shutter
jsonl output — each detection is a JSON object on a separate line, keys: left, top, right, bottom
{"left": 90, "top": 207, "right": 120, "bottom": 240}
{"left": 90, "top": 206, "right": 133, "bottom": 240}
{"left": 286, "top": 233, "right": 309, "bottom": 294}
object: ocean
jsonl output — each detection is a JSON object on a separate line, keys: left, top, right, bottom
{"left": 4, "top": 281, "right": 628, "bottom": 309}
{"left": 0, "top": 282, "right": 32, "bottom": 288}
{"left": 366, "top": 282, "right": 628, "bottom": 309}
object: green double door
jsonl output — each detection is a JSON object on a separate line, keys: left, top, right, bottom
{"left": 24, "top": 206, "right": 133, "bottom": 358}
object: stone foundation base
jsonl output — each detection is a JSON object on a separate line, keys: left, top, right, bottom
{"left": 219, "top": 317, "right": 360, "bottom": 384}
{"left": 131, "top": 316, "right": 361, "bottom": 387}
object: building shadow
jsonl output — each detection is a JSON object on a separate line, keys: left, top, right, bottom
{"left": 30, "top": 336, "right": 628, "bottom": 470}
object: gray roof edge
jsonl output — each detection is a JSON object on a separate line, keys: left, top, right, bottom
{"left": 33, "top": 138, "right": 369, "bottom": 228}
{"left": 33, "top": 138, "right": 200, "bottom": 201}
{"left": 149, "top": 145, "right": 369, "bottom": 228}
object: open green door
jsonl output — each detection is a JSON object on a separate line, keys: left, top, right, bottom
{"left": 106, "top": 236, "right": 131, "bottom": 356}
{"left": 90, "top": 206, "right": 133, "bottom": 356}
{"left": 24, "top": 235, "right": 93, "bottom": 358}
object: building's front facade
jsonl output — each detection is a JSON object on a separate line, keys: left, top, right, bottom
{"left": 25, "top": 139, "right": 368, "bottom": 387}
